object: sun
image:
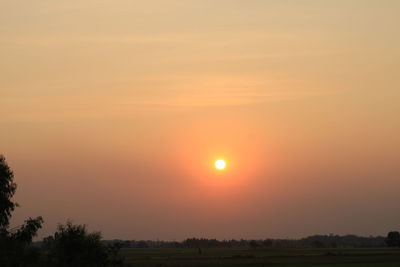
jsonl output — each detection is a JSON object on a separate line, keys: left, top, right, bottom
{"left": 215, "top": 159, "right": 226, "bottom": 170}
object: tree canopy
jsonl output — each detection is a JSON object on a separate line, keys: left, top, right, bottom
{"left": 386, "top": 231, "right": 400, "bottom": 247}
{"left": 0, "top": 155, "right": 18, "bottom": 230}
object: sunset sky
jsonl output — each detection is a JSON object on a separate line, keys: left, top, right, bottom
{"left": 1, "top": 1, "right": 399, "bottom": 240}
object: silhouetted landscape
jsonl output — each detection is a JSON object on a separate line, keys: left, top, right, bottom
{"left": 2, "top": 1, "right": 400, "bottom": 266}
{"left": 2, "top": 155, "right": 400, "bottom": 266}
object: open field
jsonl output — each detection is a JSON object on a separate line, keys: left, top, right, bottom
{"left": 121, "top": 248, "right": 400, "bottom": 267}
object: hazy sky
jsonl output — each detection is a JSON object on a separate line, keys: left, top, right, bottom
{"left": 1, "top": 0, "right": 399, "bottom": 240}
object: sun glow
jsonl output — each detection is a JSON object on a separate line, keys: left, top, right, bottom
{"left": 215, "top": 159, "right": 226, "bottom": 170}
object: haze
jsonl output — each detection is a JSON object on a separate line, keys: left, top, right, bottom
{"left": 1, "top": 0, "right": 399, "bottom": 240}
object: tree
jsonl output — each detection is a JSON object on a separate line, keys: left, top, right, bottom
{"left": 13, "top": 217, "right": 44, "bottom": 244}
{"left": 249, "top": 240, "right": 260, "bottom": 249}
{"left": 0, "top": 155, "right": 124, "bottom": 266}
{"left": 44, "top": 221, "right": 125, "bottom": 266}
{"left": 386, "top": 231, "right": 400, "bottom": 247}
{"left": 0, "top": 155, "right": 17, "bottom": 230}
{"left": 0, "top": 155, "right": 44, "bottom": 266}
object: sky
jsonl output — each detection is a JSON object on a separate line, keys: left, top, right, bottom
{"left": 1, "top": 0, "right": 400, "bottom": 240}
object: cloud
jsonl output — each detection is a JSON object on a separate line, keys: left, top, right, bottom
{"left": 132, "top": 90, "right": 336, "bottom": 108}
{"left": 0, "top": 88, "right": 337, "bottom": 123}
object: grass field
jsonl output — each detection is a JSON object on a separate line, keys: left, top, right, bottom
{"left": 121, "top": 247, "right": 400, "bottom": 266}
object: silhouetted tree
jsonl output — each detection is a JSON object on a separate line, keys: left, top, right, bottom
{"left": 386, "top": 231, "right": 400, "bottom": 247}
{"left": 0, "top": 155, "right": 44, "bottom": 266}
{"left": 43, "top": 221, "right": 125, "bottom": 266}
{"left": 13, "top": 217, "right": 44, "bottom": 244}
{"left": 0, "top": 155, "right": 17, "bottom": 231}
{"left": 249, "top": 240, "right": 260, "bottom": 249}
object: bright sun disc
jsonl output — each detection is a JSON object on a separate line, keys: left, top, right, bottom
{"left": 215, "top": 159, "right": 226, "bottom": 170}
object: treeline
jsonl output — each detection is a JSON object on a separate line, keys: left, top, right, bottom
{"left": 103, "top": 234, "right": 387, "bottom": 249}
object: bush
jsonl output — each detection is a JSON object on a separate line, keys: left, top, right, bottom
{"left": 386, "top": 231, "right": 400, "bottom": 247}
{"left": 43, "top": 221, "right": 125, "bottom": 266}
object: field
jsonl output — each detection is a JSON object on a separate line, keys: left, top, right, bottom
{"left": 121, "top": 247, "right": 400, "bottom": 267}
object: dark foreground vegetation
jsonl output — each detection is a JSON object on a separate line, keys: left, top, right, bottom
{"left": 2, "top": 154, "right": 400, "bottom": 266}
{"left": 0, "top": 156, "right": 126, "bottom": 266}
{"left": 104, "top": 234, "right": 387, "bottom": 249}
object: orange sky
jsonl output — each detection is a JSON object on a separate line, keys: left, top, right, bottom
{"left": 1, "top": 1, "right": 400, "bottom": 240}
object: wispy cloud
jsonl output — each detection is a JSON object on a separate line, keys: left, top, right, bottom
{"left": 0, "top": 88, "right": 337, "bottom": 123}
{"left": 127, "top": 89, "right": 336, "bottom": 108}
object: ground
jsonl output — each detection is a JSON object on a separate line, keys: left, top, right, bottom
{"left": 121, "top": 247, "right": 400, "bottom": 266}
